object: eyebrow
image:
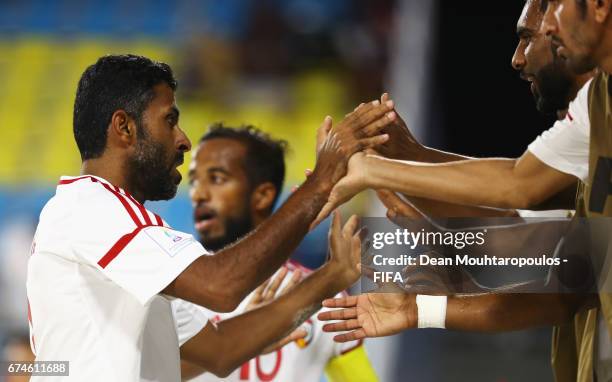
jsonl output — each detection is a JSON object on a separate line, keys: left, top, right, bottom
{"left": 207, "top": 167, "right": 230, "bottom": 175}
{"left": 516, "top": 26, "right": 534, "bottom": 38}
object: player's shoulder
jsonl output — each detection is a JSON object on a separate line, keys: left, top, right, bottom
{"left": 55, "top": 175, "right": 160, "bottom": 231}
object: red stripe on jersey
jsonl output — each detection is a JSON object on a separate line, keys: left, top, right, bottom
{"left": 58, "top": 175, "right": 97, "bottom": 185}
{"left": 100, "top": 183, "right": 143, "bottom": 227}
{"left": 567, "top": 112, "right": 574, "bottom": 121}
{"left": 98, "top": 225, "right": 155, "bottom": 268}
{"left": 115, "top": 186, "right": 154, "bottom": 226}
{"left": 154, "top": 213, "right": 164, "bottom": 226}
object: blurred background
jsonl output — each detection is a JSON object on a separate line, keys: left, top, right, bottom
{"left": 0, "top": 0, "right": 557, "bottom": 381}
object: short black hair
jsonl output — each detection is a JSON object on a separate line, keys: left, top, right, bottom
{"left": 73, "top": 54, "right": 177, "bottom": 160}
{"left": 199, "top": 123, "right": 288, "bottom": 208}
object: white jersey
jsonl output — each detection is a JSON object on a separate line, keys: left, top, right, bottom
{"left": 173, "top": 261, "right": 363, "bottom": 382}
{"left": 27, "top": 175, "right": 208, "bottom": 382}
{"left": 528, "top": 79, "right": 591, "bottom": 182}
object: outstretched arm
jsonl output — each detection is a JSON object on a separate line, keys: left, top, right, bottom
{"left": 164, "top": 101, "right": 396, "bottom": 312}
{"left": 180, "top": 213, "right": 363, "bottom": 378}
{"left": 312, "top": 149, "right": 576, "bottom": 227}
{"left": 318, "top": 291, "right": 597, "bottom": 342}
{"left": 374, "top": 93, "right": 578, "bottom": 216}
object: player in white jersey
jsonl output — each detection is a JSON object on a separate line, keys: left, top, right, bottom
{"left": 170, "top": 125, "right": 377, "bottom": 381}
{"left": 318, "top": 0, "right": 597, "bottom": 339}
{"left": 26, "top": 54, "right": 397, "bottom": 381}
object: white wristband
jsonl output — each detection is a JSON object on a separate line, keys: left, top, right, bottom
{"left": 416, "top": 295, "right": 447, "bottom": 329}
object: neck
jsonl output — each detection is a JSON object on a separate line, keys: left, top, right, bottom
{"left": 574, "top": 69, "right": 597, "bottom": 92}
{"left": 252, "top": 213, "right": 270, "bottom": 228}
{"left": 597, "top": 21, "right": 612, "bottom": 74}
{"left": 81, "top": 158, "right": 146, "bottom": 203}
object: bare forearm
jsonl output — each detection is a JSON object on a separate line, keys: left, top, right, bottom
{"left": 419, "top": 146, "right": 472, "bottom": 163}
{"left": 367, "top": 156, "right": 550, "bottom": 209}
{"left": 172, "top": 178, "right": 329, "bottom": 311}
{"left": 404, "top": 195, "right": 518, "bottom": 218}
{"left": 182, "top": 265, "right": 341, "bottom": 377}
{"left": 445, "top": 293, "right": 596, "bottom": 332}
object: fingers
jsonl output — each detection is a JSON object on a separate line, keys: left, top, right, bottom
{"left": 377, "top": 189, "right": 405, "bottom": 210}
{"left": 252, "top": 278, "right": 271, "bottom": 301}
{"left": 287, "top": 328, "right": 308, "bottom": 342}
{"left": 361, "top": 111, "right": 396, "bottom": 137}
{"left": 321, "top": 295, "right": 358, "bottom": 309}
{"left": 381, "top": 92, "right": 389, "bottom": 103}
{"left": 377, "top": 190, "right": 423, "bottom": 221}
{"left": 352, "top": 100, "right": 395, "bottom": 131}
{"left": 334, "top": 329, "right": 366, "bottom": 343}
{"left": 351, "top": 232, "right": 362, "bottom": 262}
{"left": 322, "top": 318, "right": 361, "bottom": 334}
{"left": 342, "top": 214, "right": 359, "bottom": 238}
{"left": 281, "top": 268, "right": 302, "bottom": 294}
{"left": 263, "top": 267, "right": 289, "bottom": 301}
{"left": 318, "top": 307, "right": 358, "bottom": 322}
{"left": 352, "top": 103, "right": 366, "bottom": 114}
{"left": 358, "top": 134, "right": 389, "bottom": 150}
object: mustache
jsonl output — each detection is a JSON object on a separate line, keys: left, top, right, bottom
{"left": 175, "top": 153, "right": 184, "bottom": 166}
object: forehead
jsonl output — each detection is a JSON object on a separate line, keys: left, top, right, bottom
{"left": 191, "top": 138, "right": 248, "bottom": 172}
{"left": 518, "top": 0, "right": 544, "bottom": 29}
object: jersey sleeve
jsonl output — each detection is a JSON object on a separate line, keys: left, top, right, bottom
{"left": 171, "top": 299, "right": 210, "bottom": 347}
{"left": 70, "top": 189, "right": 207, "bottom": 305}
{"left": 527, "top": 79, "right": 591, "bottom": 182}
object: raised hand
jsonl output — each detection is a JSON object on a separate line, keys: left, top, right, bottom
{"left": 311, "top": 153, "right": 368, "bottom": 230}
{"left": 317, "top": 292, "right": 416, "bottom": 342}
{"left": 244, "top": 267, "right": 305, "bottom": 354}
{"left": 375, "top": 93, "right": 425, "bottom": 161}
{"left": 324, "top": 211, "right": 364, "bottom": 291}
{"left": 245, "top": 267, "right": 303, "bottom": 311}
{"left": 376, "top": 189, "right": 423, "bottom": 222}
{"left": 311, "top": 100, "right": 395, "bottom": 191}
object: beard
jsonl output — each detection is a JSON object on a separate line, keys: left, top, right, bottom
{"left": 533, "top": 62, "right": 575, "bottom": 115}
{"left": 127, "top": 123, "right": 183, "bottom": 201}
{"left": 199, "top": 213, "right": 253, "bottom": 252}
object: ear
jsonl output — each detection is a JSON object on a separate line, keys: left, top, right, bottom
{"left": 108, "top": 110, "right": 137, "bottom": 147}
{"left": 594, "top": 0, "right": 611, "bottom": 23}
{"left": 251, "top": 182, "right": 278, "bottom": 213}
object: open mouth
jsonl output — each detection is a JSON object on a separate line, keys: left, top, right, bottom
{"left": 194, "top": 207, "right": 218, "bottom": 233}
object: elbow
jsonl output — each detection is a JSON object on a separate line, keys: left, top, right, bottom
{"left": 210, "top": 364, "right": 234, "bottom": 379}
{"left": 207, "top": 293, "right": 241, "bottom": 313}
{"left": 210, "top": 287, "right": 244, "bottom": 313}
{"left": 207, "top": 354, "right": 240, "bottom": 378}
